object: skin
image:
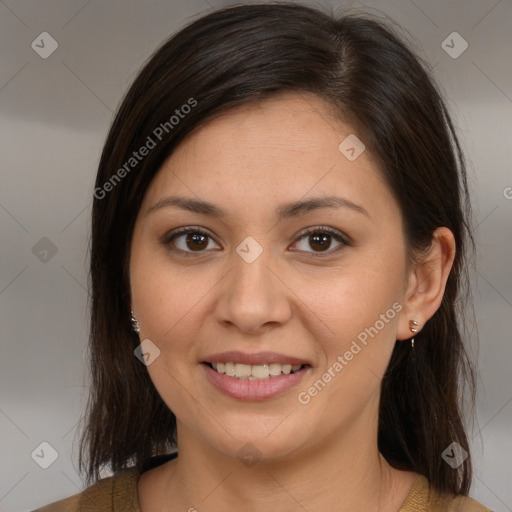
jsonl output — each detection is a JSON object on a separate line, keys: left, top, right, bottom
{"left": 129, "top": 92, "right": 456, "bottom": 511}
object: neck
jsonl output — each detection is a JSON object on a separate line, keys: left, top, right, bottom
{"left": 159, "top": 413, "right": 415, "bottom": 512}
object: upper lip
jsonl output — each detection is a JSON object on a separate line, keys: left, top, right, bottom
{"left": 202, "top": 351, "right": 310, "bottom": 366}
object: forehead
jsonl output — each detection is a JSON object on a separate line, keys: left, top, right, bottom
{"left": 140, "top": 92, "right": 398, "bottom": 224}
{"left": 179, "top": 92, "right": 356, "bottom": 169}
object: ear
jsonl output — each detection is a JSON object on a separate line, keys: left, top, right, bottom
{"left": 396, "top": 227, "right": 456, "bottom": 341}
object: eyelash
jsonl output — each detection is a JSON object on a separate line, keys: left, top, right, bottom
{"left": 161, "top": 225, "right": 350, "bottom": 259}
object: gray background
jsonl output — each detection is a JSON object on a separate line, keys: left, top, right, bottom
{"left": 0, "top": 1, "right": 511, "bottom": 510}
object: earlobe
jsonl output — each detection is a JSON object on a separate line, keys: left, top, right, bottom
{"left": 131, "top": 309, "right": 140, "bottom": 333}
{"left": 397, "top": 227, "right": 456, "bottom": 341}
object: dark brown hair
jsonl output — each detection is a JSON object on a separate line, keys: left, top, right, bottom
{"left": 78, "top": 2, "right": 476, "bottom": 497}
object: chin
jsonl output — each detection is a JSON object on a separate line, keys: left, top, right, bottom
{"left": 197, "top": 417, "right": 313, "bottom": 466}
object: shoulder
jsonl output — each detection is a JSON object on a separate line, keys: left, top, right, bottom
{"left": 30, "top": 467, "right": 139, "bottom": 512}
{"left": 449, "top": 493, "right": 494, "bottom": 512}
{"left": 30, "top": 453, "right": 177, "bottom": 512}
{"left": 400, "top": 475, "right": 493, "bottom": 512}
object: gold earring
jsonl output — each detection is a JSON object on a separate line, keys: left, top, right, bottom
{"left": 409, "top": 320, "right": 419, "bottom": 348}
{"left": 131, "top": 310, "right": 140, "bottom": 333}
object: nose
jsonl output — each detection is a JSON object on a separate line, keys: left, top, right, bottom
{"left": 214, "top": 245, "right": 293, "bottom": 334}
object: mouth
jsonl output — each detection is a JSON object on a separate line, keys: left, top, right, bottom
{"left": 202, "top": 361, "right": 309, "bottom": 381}
{"left": 200, "top": 351, "right": 312, "bottom": 400}
{"left": 200, "top": 352, "right": 312, "bottom": 401}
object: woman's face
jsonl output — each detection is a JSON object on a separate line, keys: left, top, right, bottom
{"left": 129, "top": 92, "right": 410, "bottom": 462}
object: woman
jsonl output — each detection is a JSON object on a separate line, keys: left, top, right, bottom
{"left": 33, "top": 3, "right": 491, "bottom": 511}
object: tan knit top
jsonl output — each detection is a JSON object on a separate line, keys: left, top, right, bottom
{"left": 32, "top": 455, "right": 492, "bottom": 512}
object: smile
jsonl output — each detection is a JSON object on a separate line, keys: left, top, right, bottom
{"left": 207, "top": 362, "right": 305, "bottom": 380}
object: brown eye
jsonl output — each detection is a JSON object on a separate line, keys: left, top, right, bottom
{"left": 308, "top": 233, "right": 331, "bottom": 252}
{"left": 163, "top": 227, "right": 220, "bottom": 256}
{"left": 183, "top": 232, "right": 208, "bottom": 251}
{"left": 162, "top": 225, "right": 348, "bottom": 259}
{"left": 292, "top": 226, "right": 348, "bottom": 257}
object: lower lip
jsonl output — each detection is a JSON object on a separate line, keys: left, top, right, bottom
{"left": 201, "top": 363, "right": 310, "bottom": 401}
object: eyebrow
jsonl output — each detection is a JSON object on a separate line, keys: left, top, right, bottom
{"left": 146, "top": 195, "right": 370, "bottom": 220}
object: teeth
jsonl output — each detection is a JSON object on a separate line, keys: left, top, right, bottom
{"left": 224, "top": 362, "right": 235, "bottom": 376}
{"left": 269, "top": 363, "right": 282, "bottom": 376}
{"left": 235, "top": 363, "right": 252, "bottom": 378}
{"left": 211, "top": 362, "right": 303, "bottom": 380}
{"left": 281, "top": 364, "right": 292, "bottom": 375}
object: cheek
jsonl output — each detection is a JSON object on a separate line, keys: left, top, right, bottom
{"left": 296, "top": 274, "right": 403, "bottom": 430}
{"left": 309, "top": 250, "right": 405, "bottom": 384}
{"left": 130, "top": 239, "right": 194, "bottom": 347}
{"left": 316, "top": 257, "right": 403, "bottom": 335}
{"left": 130, "top": 251, "right": 207, "bottom": 415}
{"left": 132, "top": 267, "right": 202, "bottom": 352}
